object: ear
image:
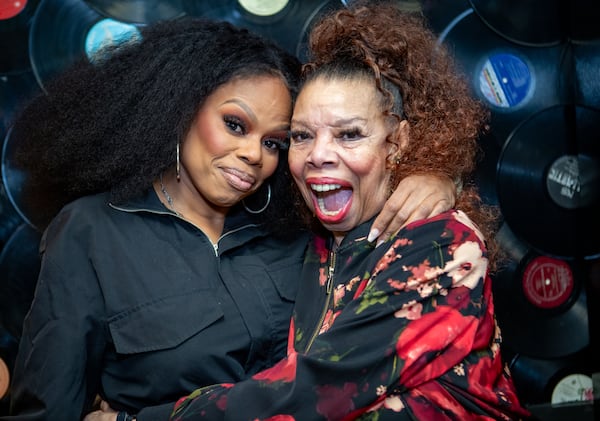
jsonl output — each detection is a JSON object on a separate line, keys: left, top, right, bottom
{"left": 387, "top": 119, "right": 409, "bottom": 163}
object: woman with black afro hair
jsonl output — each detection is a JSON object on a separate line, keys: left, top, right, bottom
{"left": 3, "top": 15, "right": 456, "bottom": 421}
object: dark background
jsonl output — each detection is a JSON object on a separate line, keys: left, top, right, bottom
{"left": 1, "top": 1, "right": 599, "bottom": 419}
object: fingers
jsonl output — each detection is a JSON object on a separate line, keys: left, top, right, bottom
{"left": 368, "top": 173, "right": 456, "bottom": 245}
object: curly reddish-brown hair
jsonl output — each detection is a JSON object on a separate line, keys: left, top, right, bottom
{"left": 301, "top": 1, "right": 502, "bottom": 267}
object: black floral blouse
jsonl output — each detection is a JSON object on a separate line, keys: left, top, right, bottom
{"left": 170, "top": 210, "right": 530, "bottom": 420}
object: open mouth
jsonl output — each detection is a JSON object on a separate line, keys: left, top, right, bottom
{"left": 310, "top": 183, "right": 353, "bottom": 217}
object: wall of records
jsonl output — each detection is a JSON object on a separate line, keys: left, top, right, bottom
{"left": 1, "top": 1, "right": 599, "bottom": 418}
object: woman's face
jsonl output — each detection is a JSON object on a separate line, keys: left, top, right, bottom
{"left": 180, "top": 75, "right": 292, "bottom": 211}
{"left": 289, "top": 77, "right": 401, "bottom": 240}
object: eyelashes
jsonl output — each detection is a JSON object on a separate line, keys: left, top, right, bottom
{"left": 224, "top": 115, "right": 289, "bottom": 151}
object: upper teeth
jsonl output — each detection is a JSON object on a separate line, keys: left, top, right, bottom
{"left": 310, "top": 183, "right": 341, "bottom": 192}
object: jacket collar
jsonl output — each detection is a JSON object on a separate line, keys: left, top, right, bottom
{"left": 110, "top": 188, "right": 267, "bottom": 235}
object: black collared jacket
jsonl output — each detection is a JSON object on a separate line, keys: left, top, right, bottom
{"left": 5, "top": 190, "right": 308, "bottom": 420}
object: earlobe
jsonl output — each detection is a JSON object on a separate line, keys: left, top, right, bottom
{"left": 397, "top": 119, "right": 410, "bottom": 151}
{"left": 386, "top": 119, "right": 409, "bottom": 165}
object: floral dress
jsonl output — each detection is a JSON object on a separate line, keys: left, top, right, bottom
{"left": 170, "top": 210, "right": 530, "bottom": 420}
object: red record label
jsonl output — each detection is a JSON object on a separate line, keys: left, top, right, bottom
{"left": 0, "top": 0, "right": 27, "bottom": 20}
{"left": 522, "top": 256, "right": 574, "bottom": 309}
{"left": 0, "top": 357, "right": 9, "bottom": 399}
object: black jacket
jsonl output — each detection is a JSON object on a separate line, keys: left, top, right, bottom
{"left": 5, "top": 190, "right": 308, "bottom": 420}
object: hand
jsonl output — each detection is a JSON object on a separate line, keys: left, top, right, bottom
{"left": 83, "top": 400, "right": 118, "bottom": 421}
{"left": 368, "top": 173, "right": 456, "bottom": 246}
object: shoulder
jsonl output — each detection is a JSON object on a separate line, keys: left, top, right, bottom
{"left": 402, "top": 209, "right": 486, "bottom": 247}
{"left": 41, "top": 192, "right": 113, "bottom": 248}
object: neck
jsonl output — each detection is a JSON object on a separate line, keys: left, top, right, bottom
{"left": 154, "top": 172, "right": 227, "bottom": 243}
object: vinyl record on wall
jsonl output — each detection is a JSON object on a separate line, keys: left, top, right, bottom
{"left": 496, "top": 104, "right": 600, "bottom": 259}
{"left": 183, "top": 0, "right": 344, "bottom": 61}
{"left": 435, "top": 6, "right": 566, "bottom": 146}
{"left": 0, "top": 0, "right": 40, "bottom": 73}
{"left": 29, "top": 0, "right": 142, "bottom": 92}
{"left": 1, "top": 126, "right": 39, "bottom": 231}
{"left": 569, "top": 0, "right": 600, "bottom": 41}
{"left": 0, "top": 70, "right": 41, "bottom": 133}
{"left": 0, "top": 223, "right": 41, "bottom": 342}
{"left": 573, "top": 42, "right": 600, "bottom": 110}
{"left": 492, "top": 252, "right": 588, "bottom": 359}
{"left": 467, "top": 0, "right": 563, "bottom": 47}
{"left": 507, "top": 347, "right": 594, "bottom": 407}
{"left": 83, "top": 0, "right": 185, "bottom": 23}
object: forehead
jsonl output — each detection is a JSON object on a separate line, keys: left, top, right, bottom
{"left": 294, "top": 77, "right": 381, "bottom": 119}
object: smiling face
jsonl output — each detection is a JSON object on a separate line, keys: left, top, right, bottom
{"left": 178, "top": 75, "right": 292, "bottom": 214}
{"left": 289, "top": 76, "right": 403, "bottom": 243}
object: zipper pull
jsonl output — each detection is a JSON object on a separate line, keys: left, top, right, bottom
{"left": 326, "top": 251, "right": 335, "bottom": 294}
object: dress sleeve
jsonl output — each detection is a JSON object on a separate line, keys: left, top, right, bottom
{"left": 169, "top": 211, "right": 526, "bottom": 421}
{"left": 6, "top": 218, "right": 106, "bottom": 420}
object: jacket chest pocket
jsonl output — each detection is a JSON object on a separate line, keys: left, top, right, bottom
{"left": 108, "top": 291, "right": 224, "bottom": 354}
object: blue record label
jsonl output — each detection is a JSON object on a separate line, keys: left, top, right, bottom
{"left": 477, "top": 52, "right": 534, "bottom": 109}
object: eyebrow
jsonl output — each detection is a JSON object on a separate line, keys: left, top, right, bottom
{"left": 222, "top": 99, "right": 257, "bottom": 123}
{"left": 291, "top": 116, "right": 369, "bottom": 127}
{"left": 223, "top": 99, "right": 290, "bottom": 132}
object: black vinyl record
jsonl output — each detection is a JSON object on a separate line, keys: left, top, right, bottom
{"left": 468, "top": 0, "right": 600, "bottom": 45}
{"left": 0, "top": 0, "right": 40, "bottom": 73}
{"left": 0, "top": 70, "right": 41, "bottom": 133}
{"left": 573, "top": 42, "right": 600, "bottom": 110}
{"left": 29, "top": 0, "right": 143, "bottom": 92}
{"left": 492, "top": 248, "right": 589, "bottom": 359}
{"left": 507, "top": 347, "right": 595, "bottom": 407}
{"left": 1, "top": 126, "right": 40, "bottom": 231}
{"left": 496, "top": 105, "right": 600, "bottom": 259}
{"left": 83, "top": 0, "right": 186, "bottom": 23}
{"left": 183, "top": 0, "right": 344, "bottom": 61}
{"left": 435, "top": 6, "right": 567, "bottom": 146}
{"left": 468, "top": 0, "right": 563, "bottom": 47}
{"left": 0, "top": 223, "right": 41, "bottom": 342}
{"left": 0, "top": 326, "right": 19, "bottom": 409}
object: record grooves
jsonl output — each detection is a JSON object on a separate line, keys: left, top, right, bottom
{"left": 183, "top": 0, "right": 344, "bottom": 61}
{"left": 496, "top": 104, "right": 600, "bottom": 259}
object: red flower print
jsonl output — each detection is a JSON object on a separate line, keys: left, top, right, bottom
{"left": 216, "top": 394, "right": 227, "bottom": 410}
{"left": 319, "top": 309, "right": 342, "bottom": 334}
{"left": 316, "top": 382, "right": 358, "bottom": 420}
{"left": 444, "top": 285, "right": 471, "bottom": 310}
{"left": 396, "top": 306, "right": 478, "bottom": 387}
{"left": 319, "top": 267, "right": 327, "bottom": 286}
{"left": 373, "top": 245, "right": 402, "bottom": 275}
{"left": 253, "top": 351, "right": 297, "bottom": 384}
{"left": 257, "top": 416, "right": 296, "bottom": 421}
{"left": 394, "top": 302, "right": 423, "bottom": 320}
{"left": 314, "top": 236, "right": 329, "bottom": 263}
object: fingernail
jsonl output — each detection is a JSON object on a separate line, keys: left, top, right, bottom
{"left": 376, "top": 239, "right": 385, "bottom": 248}
{"left": 367, "top": 228, "right": 379, "bottom": 243}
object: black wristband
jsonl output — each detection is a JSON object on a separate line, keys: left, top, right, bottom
{"left": 116, "top": 412, "right": 136, "bottom": 421}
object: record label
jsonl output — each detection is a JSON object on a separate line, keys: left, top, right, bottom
{"left": 546, "top": 155, "right": 579, "bottom": 209}
{"left": 0, "top": 357, "right": 7, "bottom": 399}
{"left": 551, "top": 373, "right": 594, "bottom": 404}
{"left": 477, "top": 52, "right": 533, "bottom": 109}
{"left": 522, "top": 256, "right": 573, "bottom": 309}
{"left": 238, "top": 0, "right": 289, "bottom": 16}
{"left": 84, "top": 18, "right": 140, "bottom": 61}
{"left": 0, "top": 0, "right": 27, "bottom": 20}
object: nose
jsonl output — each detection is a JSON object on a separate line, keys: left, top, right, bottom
{"left": 307, "top": 130, "right": 337, "bottom": 167}
{"left": 238, "top": 137, "right": 263, "bottom": 166}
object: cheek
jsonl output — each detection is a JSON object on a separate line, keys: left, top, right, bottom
{"left": 191, "top": 113, "right": 222, "bottom": 154}
{"left": 261, "top": 154, "right": 280, "bottom": 179}
{"left": 288, "top": 149, "right": 306, "bottom": 180}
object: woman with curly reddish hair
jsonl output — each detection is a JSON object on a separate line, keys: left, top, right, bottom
{"left": 91, "top": 1, "right": 529, "bottom": 420}
{"left": 165, "top": 3, "right": 530, "bottom": 419}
